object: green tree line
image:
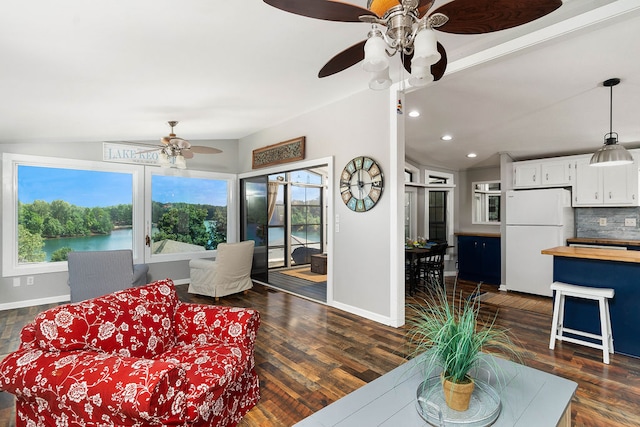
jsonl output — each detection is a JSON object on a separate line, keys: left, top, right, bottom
{"left": 19, "top": 200, "right": 132, "bottom": 238}
{"left": 17, "top": 200, "right": 132, "bottom": 263}
{"left": 151, "top": 201, "right": 226, "bottom": 250}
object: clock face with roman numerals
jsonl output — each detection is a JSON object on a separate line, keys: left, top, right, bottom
{"left": 339, "top": 156, "right": 384, "bottom": 212}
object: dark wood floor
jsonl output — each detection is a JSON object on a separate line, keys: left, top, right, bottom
{"left": 2, "top": 280, "right": 640, "bottom": 426}
{"left": 264, "top": 269, "right": 327, "bottom": 303}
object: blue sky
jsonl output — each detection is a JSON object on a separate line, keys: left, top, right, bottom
{"left": 18, "top": 166, "right": 228, "bottom": 208}
{"left": 152, "top": 175, "right": 227, "bottom": 206}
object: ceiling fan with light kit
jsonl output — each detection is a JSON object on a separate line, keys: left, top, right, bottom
{"left": 146, "top": 121, "right": 222, "bottom": 169}
{"left": 264, "top": 0, "right": 562, "bottom": 89}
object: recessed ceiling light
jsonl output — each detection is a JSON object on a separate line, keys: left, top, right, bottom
{"left": 408, "top": 110, "right": 420, "bottom": 118}
{"left": 467, "top": 153, "right": 477, "bottom": 158}
{"left": 441, "top": 134, "right": 452, "bottom": 141}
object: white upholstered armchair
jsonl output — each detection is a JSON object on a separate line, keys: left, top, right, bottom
{"left": 188, "top": 240, "right": 255, "bottom": 300}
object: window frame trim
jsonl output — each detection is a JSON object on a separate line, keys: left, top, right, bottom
{"left": 144, "top": 167, "right": 237, "bottom": 264}
{"left": 2, "top": 153, "right": 145, "bottom": 277}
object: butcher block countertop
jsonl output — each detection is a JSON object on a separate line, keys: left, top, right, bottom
{"left": 567, "top": 237, "right": 640, "bottom": 247}
{"left": 455, "top": 232, "right": 501, "bottom": 238}
{"left": 542, "top": 246, "right": 640, "bottom": 263}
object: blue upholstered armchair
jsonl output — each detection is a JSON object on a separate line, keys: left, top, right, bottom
{"left": 67, "top": 249, "right": 149, "bottom": 302}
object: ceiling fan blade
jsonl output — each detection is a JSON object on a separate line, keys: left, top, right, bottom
{"left": 318, "top": 40, "right": 366, "bottom": 78}
{"left": 417, "top": 0, "right": 435, "bottom": 18}
{"left": 401, "top": 42, "right": 447, "bottom": 81}
{"left": 137, "top": 147, "right": 161, "bottom": 154}
{"left": 431, "top": 42, "right": 447, "bottom": 81}
{"left": 181, "top": 150, "right": 195, "bottom": 159}
{"left": 401, "top": 51, "right": 413, "bottom": 74}
{"left": 190, "top": 146, "right": 223, "bottom": 154}
{"left": 432, "top": 0, "right": 561, "bottom": 34}
{"left": 264, "top": 0, "right": 375, "bottom": 22}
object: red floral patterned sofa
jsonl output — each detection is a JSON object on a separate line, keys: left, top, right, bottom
{"left": 0, "top": 278, "right": 260, "bottom": 427}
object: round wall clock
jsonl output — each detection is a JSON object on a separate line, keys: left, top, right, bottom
{"left": 340, "top": 156, "right": 384, "bottom": 212}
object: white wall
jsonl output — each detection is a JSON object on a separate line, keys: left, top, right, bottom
{"left": 0, "top": 139, "right": 238, "bottom": 309}
{"left": 239, "top": 89, "right": 402, "bottom": 324}
{"left": 1, "top": 89, "right": 405, "bottom": 326}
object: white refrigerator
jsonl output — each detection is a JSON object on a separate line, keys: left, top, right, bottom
{"left": 505, "top": 188, "right": 574, "bottom": 297}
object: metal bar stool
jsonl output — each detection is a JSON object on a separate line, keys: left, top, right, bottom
{"left": 549, "top": 281, "right": 615, "bottom": 364}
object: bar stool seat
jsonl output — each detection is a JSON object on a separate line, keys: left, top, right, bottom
{"left": 549, "top": 281, "right": 615, "bottom": 364}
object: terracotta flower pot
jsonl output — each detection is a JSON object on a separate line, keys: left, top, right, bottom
{"left": 441, "top": 375, "right": 475, "bottom": 411}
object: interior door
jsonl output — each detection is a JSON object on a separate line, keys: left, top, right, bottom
{"left": 240, "top": 176, "right": 268, "bottom": 282}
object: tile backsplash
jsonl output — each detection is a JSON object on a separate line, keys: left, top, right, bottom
{"left": 575, "top": 207, "right": 640, "bottom": 240}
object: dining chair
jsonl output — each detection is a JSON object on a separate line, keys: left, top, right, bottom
{"left": 419, "top": 243, "right": 448, "bottom": 291}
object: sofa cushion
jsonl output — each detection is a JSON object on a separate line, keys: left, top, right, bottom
{"left": 158, "top": 342, "right": 250, "bottom": 421}
{"left": 32, "top": 279, "right": 178, "bottom": 359}
{"left": 0, "top": 348, "right": 187, "bottom": 425}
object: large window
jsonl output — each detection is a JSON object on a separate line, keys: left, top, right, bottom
{"left": 472, "top": 181, "right": 501, "bottom": 224}
{"left": 428, "top": 190, "right": 448, "bottom": 242}
{"left": 3, "top": 154, "right": 235, "bottom": 276}
{"left": 265, "top": 169, "right": 324, "bottom": 268}
{"left": 148, "top": 171, "right": 233, "bottom": 260}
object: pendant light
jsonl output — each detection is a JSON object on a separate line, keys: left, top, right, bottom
{"left": 589, "top": 78, "right": 634, "bottom": 167}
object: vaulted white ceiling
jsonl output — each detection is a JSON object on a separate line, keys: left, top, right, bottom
{"left": 2, "top": 0, "right": 639, "bottom": 171}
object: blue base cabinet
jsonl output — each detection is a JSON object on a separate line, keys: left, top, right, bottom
{"left": 457, "top": 235, "right": 501, "bottom": 285}
{"left": 552, "top": 256, "right": 640, "bottom": 358}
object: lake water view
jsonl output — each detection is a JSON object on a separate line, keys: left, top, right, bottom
{"left": 42, "top": 226, "right": 321, "bottom": 261}
{"left": 42, "top": 228, "right": 133, "bottom": 261}
{"left": 264, "top": 228, "right": 321, "bottom": 246}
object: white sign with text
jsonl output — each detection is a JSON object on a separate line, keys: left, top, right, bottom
{"left": 102, "top": 142, "right": 162, "bottom": 166}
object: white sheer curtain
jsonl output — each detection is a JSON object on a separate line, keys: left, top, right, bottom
{"left": 267, "top": 181, "right": 280, "bottom": 223}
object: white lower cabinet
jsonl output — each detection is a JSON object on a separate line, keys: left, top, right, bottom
{"left": 573, "top": 156, "right": 639, "bottom": 206}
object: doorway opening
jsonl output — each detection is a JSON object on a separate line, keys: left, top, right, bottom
{"left": 241, "top": 165, "right": 329, "bottom": 303}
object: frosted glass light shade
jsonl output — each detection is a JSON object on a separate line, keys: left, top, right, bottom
{"left": 408, "top": 65, "right": 434, "bottom": 87}
{"left": 412, "top": 28, "right": 440, "bottom": 68}
{"left": 363, "top": 33, "right": 389, "bottom": 72}
{"left": 159, "top": 152, "right": 171, "bottom": 168}
{"left": 368, "top": 68, "right": 392, "bottom": 90}
{"left": 175, "top": 155, "right": 187, "bottom": 169}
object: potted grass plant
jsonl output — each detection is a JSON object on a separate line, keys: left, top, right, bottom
{"left": 406, "top": 284, "right": 521, "bottom": 412}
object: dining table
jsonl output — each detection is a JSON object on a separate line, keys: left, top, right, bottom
{"left": 405, "top": 245, "right": 435, "bottom": 295}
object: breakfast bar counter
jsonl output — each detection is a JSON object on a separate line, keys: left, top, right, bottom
{"left": 542, "top": 246, "right": 640, "bottom": 358}
{"left": 541, "top": 245, "right": 640, "bottom": 262}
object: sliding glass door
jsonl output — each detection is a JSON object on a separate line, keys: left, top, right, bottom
{"left": 240, "top": 176, "right": 268, "bottom": 282}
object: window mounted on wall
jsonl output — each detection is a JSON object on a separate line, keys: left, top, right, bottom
{"left": 472, "top": 181, "right": 501, "bottom": 224}
{"left": 2, "top": 154, "right": 236, "bottom": 276}
{"left": 146, "top": 169, "right": 236, "bottom": 262}
{"left": 2, "top": 154, "right": 144, "bottom": 276}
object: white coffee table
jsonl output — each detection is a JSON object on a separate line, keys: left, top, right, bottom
{"left": 294, "top": 354, "right": 576, "bottom": 426}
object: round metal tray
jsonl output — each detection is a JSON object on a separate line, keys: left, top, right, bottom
{"left": 416, "top": 377, "right": 501, "bottom": 427}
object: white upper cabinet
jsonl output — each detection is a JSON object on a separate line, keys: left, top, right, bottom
{"left": 573, "top": 155, "right": 639, "bottom": 206}
{"left": 513, "top": 159, "right": 572, "bottom": 188}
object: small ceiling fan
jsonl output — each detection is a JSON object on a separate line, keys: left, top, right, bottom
{"left": 159, "top": 121, "right": 222, "bottom": 159}
{"left": 136, "top": 121, "right": 222, "bottom": 169}
{"left": 263, "top": 0, "right": 562, "bottom": 86}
